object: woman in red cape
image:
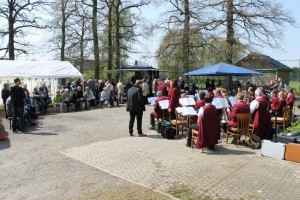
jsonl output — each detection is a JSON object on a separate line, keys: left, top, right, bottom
{"left": 196, "top": 95, "right": 220, "bottom": 150}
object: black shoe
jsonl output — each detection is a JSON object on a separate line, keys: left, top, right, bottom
{"left": 208, "top": 145, "right": 215, "bottom": 150}
{"left": 129, "top": 133, "right": 134, "bottom": 136}
{"left": 21, "top": 130, "right": 28, "bottom": 134}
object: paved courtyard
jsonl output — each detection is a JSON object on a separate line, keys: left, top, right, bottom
{"left": 1, "top": 105, "right": 300, "bottom": 200}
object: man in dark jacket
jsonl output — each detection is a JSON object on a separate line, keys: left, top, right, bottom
{"left": 10, "top": 78, "right": 26, "bottom": 133}
{"left": 126, "top": 79, "right": 146, "bottom": 137}
{"left": 2, "top": 83, "right": 10, "bottom": 119}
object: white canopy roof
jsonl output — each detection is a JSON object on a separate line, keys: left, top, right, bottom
{"left": 0, "top": 60, "right": 83, "bottom": 78}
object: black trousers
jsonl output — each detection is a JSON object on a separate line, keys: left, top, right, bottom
{"left": 129, "top": 111, "right": 143, "bottom": 134}
{"left": 187, "top": 124, "right": 199, "bottom": 147}
{"left": 150, "top": 112, "right": 155, "bottom": 127}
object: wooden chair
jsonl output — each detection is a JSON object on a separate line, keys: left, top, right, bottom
{"left": 191, "top": 129, "right": 198, "bottom": 149}
{"left": 190, "top": 129, "right": 205, "bottom": 153}
{"left": 271, "top": 106, "right": 290, "bottom": 131}
{"left": 171, "top": 111, "right": 188, "bottom": 139}
{"left": 226, "top": 113, "right": 251, "bottom": 147}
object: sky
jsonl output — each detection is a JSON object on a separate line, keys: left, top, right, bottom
{"left": 1, "top": 0, "right": 300, "bottom": 69}
{"left": 132, "top": 0, "right": 300, "bottom": 68}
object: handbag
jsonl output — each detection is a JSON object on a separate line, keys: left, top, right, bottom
{"left": 245, "top": 134, "right": 262, "bottom": 149}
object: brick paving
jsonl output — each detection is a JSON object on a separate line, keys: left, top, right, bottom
{"left": 63, "top": 132, "right": 300, "bottom": 200}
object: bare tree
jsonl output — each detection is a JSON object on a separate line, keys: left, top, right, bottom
{"left": 0, "top": 0, "right": 48, "bottom": 59}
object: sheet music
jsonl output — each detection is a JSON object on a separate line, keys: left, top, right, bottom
{"left": 158, "top": 100, "right": 169, "bottom": 110}
{"left": 176, "top": 106, "right": 197, "bottom": 116}
{"left": 212, "top": 98, "right": 229, "bottom": 109}
{"left": 147, "top": 97, "right": 157, "bottom": 106}
{"left": 228, "top": 96, "right": 237, "bottom": 106}
{"left": 176, "top": 107, "right": 184, "bottom": 113}
{"left": 179, "top": 98, "right": 196, "bottom": 106}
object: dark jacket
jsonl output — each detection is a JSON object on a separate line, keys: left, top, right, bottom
{"left": 1, "top": 88, "right": 10, "bottom": 104}
{"left": 10, "top": 85, "right": 25, "bottom": 108}
{"left": 126, "top": 85, "right": 145, "bottom": 112}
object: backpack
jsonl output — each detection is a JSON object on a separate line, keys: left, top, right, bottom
{"left": 160, "top": 121, "right": 175, "bottom": 139}
{"left": 245, "top": 134, "right": 262, "bottom": 149}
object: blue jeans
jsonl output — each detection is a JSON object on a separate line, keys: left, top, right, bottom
{"left": 12, "top": 107, "right": 25, "bottom": 131}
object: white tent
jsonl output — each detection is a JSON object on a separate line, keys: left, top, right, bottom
{"left": 0, "top": 60, "right": 83, "bottom": 105}
{"left": 0, "top": 60, "right": 83, "bottom": 78}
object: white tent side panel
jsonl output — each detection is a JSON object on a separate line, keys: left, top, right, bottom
{"left": 0, "top": 60, "right": 83, "bottom": 78}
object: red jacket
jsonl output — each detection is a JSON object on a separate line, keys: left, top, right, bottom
{"left": 270, "top": 96, "right": 279, "bottom": 111}
{"left": 286, "top": 93, "right": 295, "bottom": 110}
{"left": 276, "top": 99, "right": 287, "bottom": 117}
{"left": 168, "top": 88, "right": 180, "bottom": 112}
{"left": 195, "top": 100, "right": 205, "bottom": 110}
{"left": 157, "top": 83, "right": 168, "bottom": 96}
{"left": 153, "top": 96, "right": 169, "bottom": 119}
{"left": 228, "top": 101, "right": 250, "bottom": 127}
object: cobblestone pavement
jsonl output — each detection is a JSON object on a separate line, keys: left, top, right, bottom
{"left": 1, "top": 104, "right": 300, "bottom": 200}
{"left": 63, "top": 130, "right": 300, "bottom": 200}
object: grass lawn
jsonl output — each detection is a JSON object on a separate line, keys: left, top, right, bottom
{"left": 289, "top": 81, "right": 300, "bottom": 95}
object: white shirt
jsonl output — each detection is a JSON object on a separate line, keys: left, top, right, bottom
{"left": 250, "top": 97, "right": 261, "bottom": 114}
{"left": 197, "top": 103, "right": 211, "bottom": 117}
{"left": 117, "top": 82, "right": 124, "bottom": 94}
{"left": 142, "top": 82, "right": 149, "bottom": 96}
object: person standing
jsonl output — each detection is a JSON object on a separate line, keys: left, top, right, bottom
{"left": 1, "top": 83, "right": 10, "bottom": 119}
{"left": 10, "top": 78, "right": 26, "bottom": 133}
{"left": 142, "top": 78, "right": 149, "bottom": 105}
{"left": 126, "top": 79, "right": 146, "bottom": 137}
{"left": 168, "top": 79, "right": 180, "bottom": 120}
{"left": 276, "top": 77, "right": 284, "bottom": 91}
{"left": 116, "top": 80, "right": 124, "bottom": 104}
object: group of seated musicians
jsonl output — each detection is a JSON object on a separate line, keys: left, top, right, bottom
{"left": 149, "top": 85, "right": 295, "bottom": 150}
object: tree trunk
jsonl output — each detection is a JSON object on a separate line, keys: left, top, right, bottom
{"left": 226, "top": 0, "right": 234, "bottom": 90}
{"left": 107, "top": 3, "right": 113, "bottom": 80}
{"left": 80, "top": 21, "right": 85, "bottom": 74}
{"left": 61, "top": 0, "right": 66, "bottom": 61}
{"left": 92, "top": 0, "right": 100, "bottom": 79}
{"left": 8, "top": 1, "right": 14, "bottom": 60}
{"left": 182, "top": 0, "right": 190, "bottom": 79}
{"left": 226, "top": 0, "right": 234, "bottom": 64}
{"left": 115, "top": 0, "right": 121, "bottom": 80}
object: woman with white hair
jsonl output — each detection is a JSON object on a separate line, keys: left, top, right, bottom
{"left": 250, "top": 88, "right": 273, "bottom": 140}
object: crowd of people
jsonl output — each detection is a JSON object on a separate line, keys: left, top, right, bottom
{"left": 1, "top": 77, "right": 132, "bottom": 134}
{"left": 147, "top": 76, "right": 296, "bottom": 150}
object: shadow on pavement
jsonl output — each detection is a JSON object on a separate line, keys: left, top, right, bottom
{"left": 0, "top": 139, "right": 11, "bottom": 150}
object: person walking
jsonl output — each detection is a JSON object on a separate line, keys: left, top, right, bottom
{"left": 116, "top": 80, "right": 124, "bottom": 104}
{"left": 10, "top": 78, "right": 26, "bottom": 133}
{"left": 126, "top": 79, "right": 147, "bottom": 137}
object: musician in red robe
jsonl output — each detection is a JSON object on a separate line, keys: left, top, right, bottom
{"left": 226, "top": 92, "right": 250, "bottom": 143}
{"left": 194, "top": 91, "right": 206, "bottom": 110}
{"left": 270, "top": 90, "right": 279, "bottom": 112}
{"left": 286, "top": 88, "right": 295, "bottom": 112}
{"left": 227, "top": 92, "right": 250, "bottom": 127}
{"left": 168, "top": 79, "right": 180, "bottom": 120}
{"left": 275, "top": 91, "right": 287, "bottom": 117}
{"left": 196, "top": 95, "right": 220, "bottom": 150}
{"left": 187, "top": 92, "right": 206, "bottom": 147}
{"left": 149, "top": 91, "right": 169, "bottom": 129}
{"left": 157, "top": 80, "right": 169, "bottom": 97}
{"left": 250, "top": 88, "right": 273, "bottom": 140}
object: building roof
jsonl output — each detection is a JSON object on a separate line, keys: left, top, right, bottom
{"left": 237, "top": 53, "right": 293, "bottom": 72}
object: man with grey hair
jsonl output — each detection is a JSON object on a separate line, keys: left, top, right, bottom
{"left": 149, "top": 91, "right": 169, "bottom": 130}
{"left": 250, "top": 88, "right": 272, "bottom": 140}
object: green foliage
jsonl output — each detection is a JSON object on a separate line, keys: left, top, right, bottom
{"left": 157, "top": 30, "right": 245, "bottom": 77}
{"left": 287, "top": 120, "right": 300, "bottom": 132}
